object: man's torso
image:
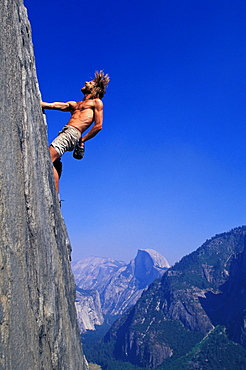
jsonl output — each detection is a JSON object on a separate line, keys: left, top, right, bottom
{"left": 67, "top": 99, "right": 96, "bottom": 133}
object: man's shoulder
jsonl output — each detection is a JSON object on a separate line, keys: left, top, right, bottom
{"left": 93, "top": 98, "right": 103, "bottom": 109}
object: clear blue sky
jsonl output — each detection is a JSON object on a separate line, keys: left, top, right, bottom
{"left": 24, "top": 0, "right": 246, "bottom": 265}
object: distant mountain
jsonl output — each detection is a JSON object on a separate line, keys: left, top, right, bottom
{"left": 103, "top": 226, "right": 246, "bottom": 369}
{"left": 72, "top": 256, "right": 125, "bottom": 292}
{"left": 72, "top": 249, "right": 170, "bottom": 332}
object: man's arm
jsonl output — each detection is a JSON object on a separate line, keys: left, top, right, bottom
{"left": 41, "top": 101, "right": 77, "bottom": 111}
{"left": 81, "top": 99, "right": 103, "bottom": 143}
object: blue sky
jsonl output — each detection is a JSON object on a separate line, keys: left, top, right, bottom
{"left": 24, "top": 0, "right": 246, "bottom": 265}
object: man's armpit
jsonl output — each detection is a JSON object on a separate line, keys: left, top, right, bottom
{"left": 67, "top": 101, "right": 77, "bottom": 110}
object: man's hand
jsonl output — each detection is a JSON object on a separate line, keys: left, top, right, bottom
{"left": 79, "top": 138, "right": 85, "bottom": 148}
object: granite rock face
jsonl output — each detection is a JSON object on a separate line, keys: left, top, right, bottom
{"left": 75, "top": 288, "right": 104, "bottom": 332}
{"left": 0, "top": 1, "right": 87, "bottom": 369}
{"left": 100, "top": 249, "right": 170, "bottom": 316}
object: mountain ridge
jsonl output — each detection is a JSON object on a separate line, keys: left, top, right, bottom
{"left": 103, "top": 226, "right": 246, "bottom": 368}
{"left": 72, "top": 249, "right": 170, "bottom": 332}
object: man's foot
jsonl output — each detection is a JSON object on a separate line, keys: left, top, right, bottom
{"left": 57, "top": 193, "right": 64, "bottom": 208}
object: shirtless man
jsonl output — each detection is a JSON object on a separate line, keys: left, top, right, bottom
{"left": 41, "top": 70, "right": 110, "bottom": 192}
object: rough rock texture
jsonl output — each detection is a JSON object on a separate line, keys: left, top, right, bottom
{"left": 75, "top": 289, "right": 104, "bottom": 332}
{"left": 105, "top": 227, "right": 246, "bottom": 368}
{"left": 72, "top": 250, "right": 169, "bottom": 332}
{"left": 0, "top": 1, "right": 87, "bottom": 369}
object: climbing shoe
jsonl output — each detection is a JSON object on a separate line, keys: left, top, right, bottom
{"left": 73, "top": 143, "right": 85, "bottom": 160}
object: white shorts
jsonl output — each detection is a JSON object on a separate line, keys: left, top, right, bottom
{"left": 51, "top": 125, "right": 81, "bottom": 157}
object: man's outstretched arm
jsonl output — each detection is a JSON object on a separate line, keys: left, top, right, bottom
{"left": 81, "top": 100, "right": 103, "bottom": 143}
{"left": 41, "top": 101, "right": 76, "bottom": 111}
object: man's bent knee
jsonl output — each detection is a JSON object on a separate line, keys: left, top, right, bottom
{"left": 49, "top": 145, "right": 60, "bottom": 162}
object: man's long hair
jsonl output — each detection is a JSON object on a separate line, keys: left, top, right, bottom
{"left": 91, "top": 70, "right": 110, "bottom": 99}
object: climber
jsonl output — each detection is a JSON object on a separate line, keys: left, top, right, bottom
{"left": 41, "top": 70, "right": 110, "bottom": 193}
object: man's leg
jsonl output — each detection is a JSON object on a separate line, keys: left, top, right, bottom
{"left": 49, "top": 145, "right": 60, "bottom": 192}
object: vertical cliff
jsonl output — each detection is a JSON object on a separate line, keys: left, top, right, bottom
{"left": 0, "top": 1, "right": 87, "bottom": 369}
